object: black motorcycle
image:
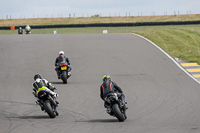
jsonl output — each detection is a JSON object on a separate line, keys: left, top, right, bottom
{"left": 56, "top": 61, "right": 71, "bottom": 84}
{"left": 37, "top": 90, "right": 58, "bottom": 118}
{"left": 18, "top": 27, "right": 23, "bottom": 34}
{"left": 26, "top": 31, "right": 31, "bottom": 34}
{"left": 105, "top": 93, "right": 127, "bottom": 122}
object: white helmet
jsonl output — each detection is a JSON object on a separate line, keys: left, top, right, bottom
{"left": 59, "top": 51, "right": 64, "bottom": 55}
{"left": 36, "top": 78, "right": 41, "bottom": 83}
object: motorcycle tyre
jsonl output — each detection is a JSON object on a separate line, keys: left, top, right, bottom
{"left": 112, "top": 104, "right": 125, "bottom": 122}
{"left": 44, "top": 100, "right": 56, "bottom": 118}
{"left": 62, "top": 71, "right": 67, "bottom": 84}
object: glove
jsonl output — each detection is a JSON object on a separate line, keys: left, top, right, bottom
{"left": 52, "top": 92, "right": 59, "bottom": 98}
{"left": 53, "top": 94, "right": 59, "bottom": 98}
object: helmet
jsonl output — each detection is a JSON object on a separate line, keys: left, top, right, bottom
{"left": 102, "top": 75, "right": 111, "bottom": 82}
{"left": 59, "top": 51, "right": 64, "bottom": 55}
{"left": 34, "top": 73, "right": 42, "bottom": 81}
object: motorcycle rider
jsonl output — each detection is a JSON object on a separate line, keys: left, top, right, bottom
{"left": 18, "top": 27, "right": 23, "bottom": 34}
{"left": 55, "top": 51, "right": 71, "bottom": 79}
{"left": 100, "top": 75, "right": 127, "bottom": 115}
{"left": 25, "top": 24, "right": 31, "bottom": 34}
{"left": 32, "top": 73, "right": 59, "bottom": 115}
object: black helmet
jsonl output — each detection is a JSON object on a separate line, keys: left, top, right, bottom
{"left": 34, "top": 74, "right": 42, "bottom": 80}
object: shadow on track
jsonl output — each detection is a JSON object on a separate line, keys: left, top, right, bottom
{"left": 0, "top": 101, "right": 34, "bottom": 106}
{"left": 77, "top": 119, "right": 119, "bottom": 123}
{"left": 50, "top": 81, "right": 63, "bottom": 84}
{"left": 19, "top": 115, "right": 50, "bottom": 119}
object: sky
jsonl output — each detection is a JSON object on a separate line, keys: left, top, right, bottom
{"left": 0, "top": 0, "right": 200, "bottom": 19}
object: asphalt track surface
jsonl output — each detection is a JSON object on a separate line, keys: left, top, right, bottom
{"left": 1, "top": 33, "right": 200, "bottom": 133}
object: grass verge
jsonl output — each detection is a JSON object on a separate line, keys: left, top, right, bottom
{"left": 133, "top": 25, "right": 200, "bottom": 64}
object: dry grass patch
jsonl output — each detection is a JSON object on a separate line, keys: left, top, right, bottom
{"left": 1, "top": 14, "right": 200, "bottom": 26}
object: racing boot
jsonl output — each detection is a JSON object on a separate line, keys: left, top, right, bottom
{"left": 55, "top": 111, "right": 59, "bottom": 116}
{"left": 57, "top": 71, "right": 61, "bottom": 79}
{"left": 68, "top": 71, "right": 71, "bottom": 77}
{"left": 124, "top": 112, "right": 127, "bottom": 119}
{"left": 67, "top": 67, "right": 72, "bottom": 78}
{"left": 40, "top": 106, "right": 44, "bottom": 111}
{"left": 106, "top": 107, "right": 111, "bottom": 114}
{"left": 38, "top": 102, "right": 44, "bottom": 111}
{"left": 105, "top": 105, "right": 112, "bottom": 115}
{"left": 67, "top": 69, "right": 72, "bottom": 78}
{"left": 55, "top": 68, "right": 61, "bottom": 79}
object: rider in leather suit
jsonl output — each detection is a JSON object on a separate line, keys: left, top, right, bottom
{"left": 55, "top": 51, "right": 71, "bottom": 79}
{"left": 100, "top": 75, "right": 126, "bottom": 108}
{"left": 32, "top": 74, "right": 59, "bottom": 114}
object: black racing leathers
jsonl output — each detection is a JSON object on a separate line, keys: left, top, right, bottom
{"left": 55, "top": 55, "right": 71, "bottom": 79}
{"left": 100, "top": 80, "right": 123, "bottom": 100}
{"left": 55, "top": 55, "right": 70, "bottom": 66}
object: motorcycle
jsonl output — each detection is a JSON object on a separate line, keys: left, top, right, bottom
{"left": 105, "top": 93, "right": 127, "bottom": 122}
{"left": 56, "top": 61, "right": 71, "bottom": 84}
{"left": 18, "top": 27, "right": 23, "bottom": 34}
{"left": 26, "top": 30, "right": 31, "bottom": 34}
{"left": 25, "top": 26, "right": 31, "bottom": 34}
{"left": 37, "top": 90, "right": 58, "bottom": 118}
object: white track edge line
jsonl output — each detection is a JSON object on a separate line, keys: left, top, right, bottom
{"left": 131, "top": 33, "right": 200, "bottom": 85}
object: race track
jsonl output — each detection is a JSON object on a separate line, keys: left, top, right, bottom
{"left": 1, "top": 33, "right": 200, "bottom": 133}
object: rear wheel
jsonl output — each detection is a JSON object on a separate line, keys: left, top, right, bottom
{"left": 112, "top": 104, "right": 125, "bottom": 122}
{"left": 62, "top": 71, "right": 67, "bottom": 84}
{"left": 43, "top": 100, "right": 56, "bottom": 118}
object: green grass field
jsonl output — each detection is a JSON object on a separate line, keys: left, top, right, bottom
{"left": 1, "top": 15, "right": 200, "bottom": 64}
{"left": 133, "top": 25, "right": 200, "bottom": 64}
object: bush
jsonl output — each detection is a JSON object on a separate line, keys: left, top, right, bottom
{"left": 91, "top": 14, "right": 100, "bottom": 17}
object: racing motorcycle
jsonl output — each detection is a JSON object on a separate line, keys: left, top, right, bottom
{"left": 37, "top": 90, "right": 58, "bottom": 118}
{"left": 25, "top": 26, "right": 31, "bottom": 34}
{"left": 18, "top": 27, "right": 23, "bottom": 34}
{"left": 25, "top": 30, "right": 31, "bottom": 34}
{"left": 56, "top": 61, "right": 71, "bottom": 84}
{"left": 105, "top": 93, "right": 127, "bottom": 122}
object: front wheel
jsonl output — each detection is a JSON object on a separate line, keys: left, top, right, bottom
{"left": 62, "top": 71, "right": 67, "bottom": 84}
{"left": 112, "top": 104, "right": 125, "bottom": 122}
{"left": 43, "top": 100, "right": 56, "bottom": 118}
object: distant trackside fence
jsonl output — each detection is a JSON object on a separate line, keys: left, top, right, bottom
{"left": 1, "top": 20, "right": 200, "bottom": 30}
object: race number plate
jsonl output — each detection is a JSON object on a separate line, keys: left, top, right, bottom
{"left": 61, "top": 66, "right": 67, "bottom": 70}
